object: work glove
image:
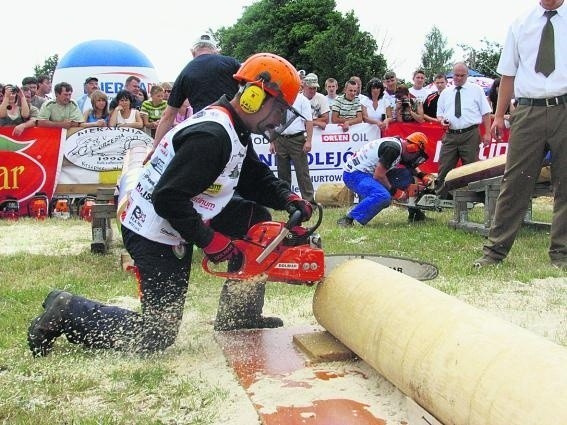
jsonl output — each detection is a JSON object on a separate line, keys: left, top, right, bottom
{"left": 421, "top": 173, "right": 435, "bottom": 187}
{"left": 285, "top": 194, "right": 313, "bottom": 222}
{"left": 203, "top": 232, "right": 241, "bottom": 264}
{"left": 391, "top": 188, "right": 408, "bottom": 202}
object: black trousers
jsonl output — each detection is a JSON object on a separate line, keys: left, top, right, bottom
{"left": 62, "top": 196, "right": 271, "bottom": 353}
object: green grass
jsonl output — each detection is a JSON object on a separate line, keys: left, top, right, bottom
{"left": 0, "top": 202, "right": 565, "bottom": 423}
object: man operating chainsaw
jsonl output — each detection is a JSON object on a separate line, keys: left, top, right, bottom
{"left": 27, "top": 53, "right": 313, "bottom": 357}
{"left": 337, "top": 132, "right": 434, "bottom": 226}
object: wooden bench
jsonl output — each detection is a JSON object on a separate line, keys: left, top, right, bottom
{"left": 448, "top": 176, "right": 552, "bottom": 236}
{"left": 90, "top": 187, "right": 117, "bottom": 254}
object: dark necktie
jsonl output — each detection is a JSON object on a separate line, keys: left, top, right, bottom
{"left": 535, "top": 10, "right": 558, "bottom": 77}
{"left": 455, "top": 86, "right": 462, "bottom": 118}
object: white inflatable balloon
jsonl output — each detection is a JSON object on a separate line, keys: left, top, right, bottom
{"left": 52, "top": 39, "right": 160, "bottom": 102}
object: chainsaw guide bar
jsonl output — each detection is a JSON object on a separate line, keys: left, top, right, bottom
{"left": 324, "top": 254, "right": 438, "bottom": 281}
{"left": 202, "top": 204, "right": 439, "bottom": 285}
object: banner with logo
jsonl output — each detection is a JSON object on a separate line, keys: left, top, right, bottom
{"left": 1, "top": 122, "right": 510, "bottom": 215}
{"left": 57, "top": 128, "right": 153, "bottom": 190}
{"left": 254, "top": 122, "right": 509, "bottom": 195}
{"left": 0, "top": 128, "right": 65, "bottom": 214}
{"left": 1, "top": 127, "right": 153, "bottom": 216}
{"left": 63, "top": 127, "right": 153, "bottom": 171}
{"left": 254, "top": 124, "right": 381, "bottom": 193}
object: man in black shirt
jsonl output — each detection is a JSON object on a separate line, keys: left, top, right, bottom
{"left": 423, "top": 73, "right": 447, "bottom": 122}
{"left": 151, "top": 34, "right": 241, "bottom": 150}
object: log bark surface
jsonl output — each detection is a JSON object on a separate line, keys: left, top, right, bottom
{"left": 313, "top": 259, "right": 567, "bottom": 425}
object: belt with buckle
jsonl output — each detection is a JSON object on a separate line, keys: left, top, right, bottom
{"left": 516, "top": 94, "right": 567, "bottom": 107}
{"left": 447, "top": 124, "right": 478, "bottom": 134}
{"left": 280, "top": 132, "right": 305, "bottom": 138}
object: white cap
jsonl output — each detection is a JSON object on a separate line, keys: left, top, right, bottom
{"left": 303, "top": 73, "right": 319, "bottom": 88}
{"left": 193, "top": 33, "right": 218, "bottom": 50}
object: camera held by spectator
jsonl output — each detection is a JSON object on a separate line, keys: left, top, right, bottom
{"left": 396, "top": 95, "right": 411, "bottom": 108}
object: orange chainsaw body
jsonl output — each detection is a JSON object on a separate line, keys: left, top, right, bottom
{"left": 202, "top": 219, "right": 325, "bottom": 286}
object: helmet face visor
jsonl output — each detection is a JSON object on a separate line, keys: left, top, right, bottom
{"left": 413, "top": 152, "right": 428, "bottom": 167}
{"left": 264, "top": 98, "right": 306, "bottom": 141}
{"left": 403, "top": 150, "right": 429, "bottom": 168}
{"left": 253, "top": 97, "right": 296, "bottom": 142}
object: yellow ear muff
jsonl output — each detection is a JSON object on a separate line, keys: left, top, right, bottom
{"left": 239, "top": 84, "right": 266, "bottom": 114}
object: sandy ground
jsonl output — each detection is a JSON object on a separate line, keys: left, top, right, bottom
{"left": 3, "top": 219, "right": 566, "bottom": 424}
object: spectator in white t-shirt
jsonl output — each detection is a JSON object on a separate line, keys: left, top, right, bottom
{"left": 302, "top": 73, "right": 330, "bottom": 130}
{"left": 77, "top": 77, "right": 100, "bottom": 113}
{"left": 382, "top": 70, "right": 399, "bottom": 119}
{"left": 361, "top": 78, "right": 393, "bottom": 135}
{"left": 408, "top": 69, "right": 431, "bottom": 102}
{"left": 324, "top": 77, "right": 338, "bottom": 123}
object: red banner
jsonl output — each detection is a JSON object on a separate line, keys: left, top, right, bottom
{"left": 384, "top": 121, "right": 510, "bottom": 174}
{"left": 0, "top": 128, "right": 64, "bottom": 215}
{"left": 0, "top": 122, "right": 511, "bottom": 217}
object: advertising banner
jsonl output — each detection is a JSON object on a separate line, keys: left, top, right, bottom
{"left": 255, "top": 122, "right": 509, "bottom": 195}
{"left": 254, "top": 123, "right": 381, "bottom": 194}
{"left": 63, "top": 127, "right": 153, "bottom": 171}
{"left": 0, "top": 128, "right": 65, "bottom": 214}
{"left": 0, "top": 121, "right": 510, "bottom": 215}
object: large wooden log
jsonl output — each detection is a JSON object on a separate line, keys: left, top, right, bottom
{"left": 313, "top": 259, "right": 567, "bottom": 425}
{"left": 445, "top": 155, "right": 551, "bottom": 192}
{"left": 444, "top": 155, "right": 506, "bottom": 191}
{"left": 314, "top": 183, "right": 354, "bottom": 207}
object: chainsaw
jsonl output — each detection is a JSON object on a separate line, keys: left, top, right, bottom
{"left": 394, "top": 182, "right": 469, "bottom": 211}
{"left": 202, "top": 203, "right": 438, "bottom": 285}
{"left": 203, "top": 206, "right": 325, "bottom": 286}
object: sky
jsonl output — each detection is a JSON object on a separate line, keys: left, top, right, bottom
{"left": 4, "top": 0, "right": 537, "bottom": 86}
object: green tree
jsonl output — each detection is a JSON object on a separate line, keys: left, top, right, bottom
{"left": 459, "top": 39, "right": 502, "bottom": 78}
{"left": 419, "top": 26, "right": 453, "bottom": 83}
{"left": 33, "top": 54, "right": 58, "bottom": 79}
{"left": 216, "top": 0, "right": 387, "bottom": 91}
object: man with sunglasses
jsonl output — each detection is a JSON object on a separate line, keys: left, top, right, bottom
{"left": 337, "top": 132, "right": 433, "bottom": 226}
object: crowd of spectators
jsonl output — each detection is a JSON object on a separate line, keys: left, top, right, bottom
{"left": 1, "top": 65, "right": 500, "bottom": 139}
{"left": 0, "top": 75, "right": 175, "bottom": 135}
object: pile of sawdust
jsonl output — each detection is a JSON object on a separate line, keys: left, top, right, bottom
{"left": 0, "top": 218, "right": 91, "bottom": 255}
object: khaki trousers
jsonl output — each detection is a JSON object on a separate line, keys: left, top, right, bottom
{"left": 483, "top": 102, "right": 567, "bottom": 261}
{"left": 274, "top": 134, "right": 314, "bottom": 202}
